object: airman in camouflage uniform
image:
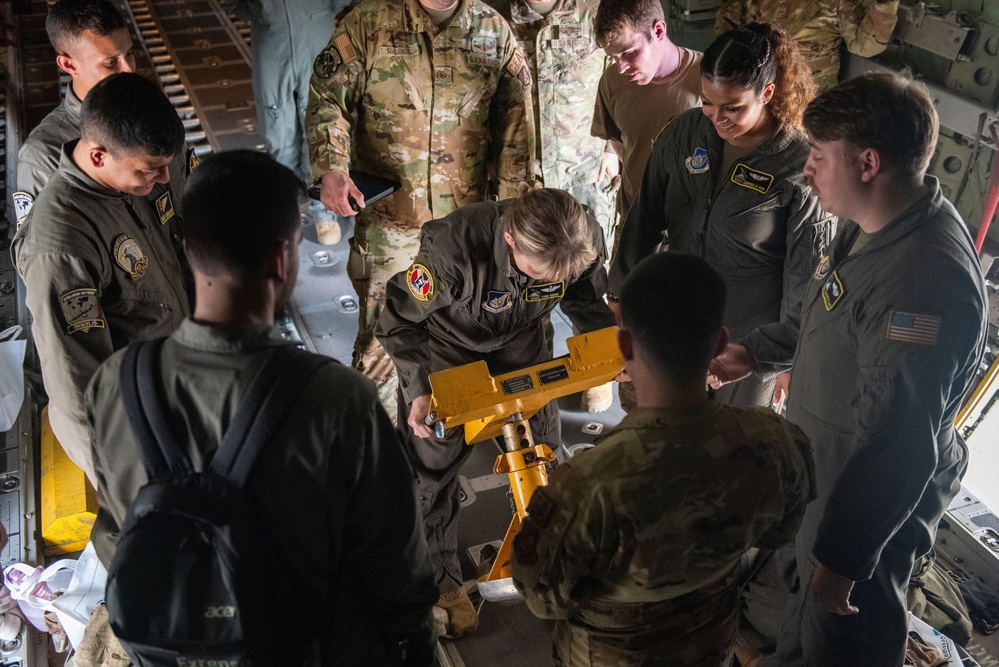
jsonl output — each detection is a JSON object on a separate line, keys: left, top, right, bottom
{"left": 512, "top": 253, "right": 814, "bottom": 666}
{"left": 715, "top": 0, "right": 900, "bottom": 89}
{"left": 493, "top": 0, "right": 616, "bottom": 246}
{"left": 306, "top": 0, "right": 535, "bottom": 416}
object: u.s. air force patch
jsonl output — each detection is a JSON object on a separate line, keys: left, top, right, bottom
{"left": 407, "top": 263, "right": 435, "bottom": 301}
{"left": 155, "top": 191, "right": 175, "bottom": 224}
{"left": 483, "top": 290, "right": 512, "bottom": 313}
{"left": 731, "top": 164, "right": 774, "bottom": 194}
{"left": 525, "top": 282, "right": 564, "bottom": 302}
{"left": 13, "top": 192, "right": 33, "bottom": 228}
{"left": 114, "top": 235, "right": 149, "bottom": 280}
{"left": 60, "top": 288, "right": 105, "bottom": 335}
{"left": 685, "top": 147, "right": 710, "bottom": 174}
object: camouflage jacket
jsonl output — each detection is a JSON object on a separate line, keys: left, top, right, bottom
{"left": 12, "top": 142, "right": 190, "bottom": 473}
{"left": 306, "top": 0, "right": 535, "bottom": 232}
{"left": 496, "top": 0, "right": 609, "bottom": 189}
{"left": 715, "top": 0, "right": 900, "bottom": 88}
{"left": 511, "top": 401, "right": 814, "bottom": 663}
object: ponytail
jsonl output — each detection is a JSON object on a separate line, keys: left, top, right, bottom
{"left": 702, "top": 22, "right": 816, "bottom": 131}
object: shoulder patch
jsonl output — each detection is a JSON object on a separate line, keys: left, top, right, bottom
{"left": 59, "top": 288, "right": 106, "bottom": 335}
{"left": 886, "top": 311, "right": 940, "bottom": 346}
{"left": 114, "top": 235, "right": 149, "bottom": 280}
{"left": 525, "top": 282, "right": 564, "bottom": 302}
{"left": 155, "top": 191, "right": 175, "bottom": 224}
{"left": 12, "top": 191, "right": 34, "bottom": 228}
{"left": 685, "top": 147, "right": 710, "bottom": 175}
{"left": 315, "top": 33, "right": 358, "bottom": 79}
{"left": 731, "top": 164, "right": 775, "bottom": 194}
{"left": 407, "top": 263, "right": 435, "bottom": 302}
{"left": 506, "top": 49, "right": 531, "bottom": 88}
{"left": 483, "top": 290, "right": 512, "bottom": 313}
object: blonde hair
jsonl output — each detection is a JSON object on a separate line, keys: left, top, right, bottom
{"left": 505, "top": 188, "right": 597, "bottom": 283}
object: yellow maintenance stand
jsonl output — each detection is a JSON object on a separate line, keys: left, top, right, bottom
{"left": 425, "top": 326, "right": 624, "bottom": 602}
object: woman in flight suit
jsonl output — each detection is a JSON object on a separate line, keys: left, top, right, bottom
{"left": 375, "top": 187, "right": 616, "bottom": 639}
{"left": 608, "top": 22, "right": 836, "bottom": 408}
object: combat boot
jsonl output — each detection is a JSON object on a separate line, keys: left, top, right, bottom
{"left": 434, "top": 588, "right": 478, "bottom": 638}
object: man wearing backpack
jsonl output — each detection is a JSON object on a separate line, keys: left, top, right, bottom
{"left": 83, "top": 150, "right": 439, "bottom": 666}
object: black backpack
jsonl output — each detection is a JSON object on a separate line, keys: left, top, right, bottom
{"left": 106, "top": 338, "right": 331, "bottom": 666}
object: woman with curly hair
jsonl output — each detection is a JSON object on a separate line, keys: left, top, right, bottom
{"left": 608, "top": 22, "right": 835, "bottom": 408}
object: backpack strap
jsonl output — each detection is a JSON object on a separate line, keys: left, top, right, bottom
{"left": 209, "top": 346, "right": 333, "bottom": 487}
{"left": 119, "top": 338, "right": 194, "bottom": 479}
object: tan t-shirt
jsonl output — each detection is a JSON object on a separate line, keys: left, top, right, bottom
{"left": 591, "top": 48, "right": 703, "bottom": 218}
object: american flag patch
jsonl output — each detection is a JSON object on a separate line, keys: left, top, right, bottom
{"left": 886, "top": 311, "right": 940, "bottom": 346}
{"left": 335, "top": 33, "right": 357, "bottom": 63}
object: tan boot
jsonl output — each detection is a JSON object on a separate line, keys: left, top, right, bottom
{"left": 580, "top": 382, "right": 613, "bottom": 412}
{"left": 316, "top": 218, "right": 341, "bottom": 245}
{"left": 435, "top": 588, "right": 478, "bottom": 639}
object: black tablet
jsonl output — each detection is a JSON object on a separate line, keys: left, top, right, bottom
{"left": 308, "top": 170, "right": 401, "bottom": 212}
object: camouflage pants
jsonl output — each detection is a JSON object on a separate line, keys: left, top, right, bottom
{"left": 553, "top": 592, "right": 740, "bottom": 666}
{"left": 75, "top": 605, "right": 131, "bottom": 667}
{"left": 565, "top": 180, "right": 618, "bottom": 261}
{"left": 347, "top": 224, "right": 423, "bottom": 421}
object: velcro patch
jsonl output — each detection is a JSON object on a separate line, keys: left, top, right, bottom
{"left": 114, "top": 235, "right": 149, "bottom": 280}
{"left": 12, "top": 191, "right": 33, "bottom": 228}
{"left": 483, "top": 290, "right": 512, "bottom": 313}
{"left": 155, "top": 191, "right": 175, "bottom": 224}
{"left": 60, "top": 288, "right": 106, "bottom": 335}
{"left": 821, "top": 271, "right": 843, "bottom": 311}
{"left": 525, "top": 282, "right": 564, "bottom": 302}
{"left": 886, "top": 311, "right": 940, "bottom": 346}
{"left": 335, "top": 32, "right": 357, "bottom": 64}
{"left": 731, "top": 163, "right": 775, "bottom": 194}
{"left": 407, "top": 263, "right": 435, "bottom": 302}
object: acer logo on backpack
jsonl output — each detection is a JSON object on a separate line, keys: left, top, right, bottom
{"left": 203, "top": 606, "right": 237, "bottom": 619}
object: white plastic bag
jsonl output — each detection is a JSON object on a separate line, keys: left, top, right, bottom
{"left": 50, "top": 543, "right": 107, "bottom": 649}
{"left": 0, "top": 325, "right": 26, "bottom": 432}
{"left": 2, "top": 544, "right": 107, "bottom": 649}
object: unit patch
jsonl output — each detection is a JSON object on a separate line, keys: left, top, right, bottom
{"left": 187, "top": 148, "right": 200, "bottom": 173}
{"left": 407, "top": 263, "right": 435, "bottom": 302}
{"left": 114, "top": 235, "right": 149, "bottom": 280}
{"left": 435, "top": 66, "right": 454, "bottom": 86}
{"left": 821, "top": 271, "right": 843, "bottom": 311}
{"left": 731, "top": 164, "right": 775, "bottom": 194}
{"left": 12, "top": 191, "right": 33, "bottom": 228}
{"left": 685, "top": 147, "right": 710, "bottom": 175}
{"left": 813, "top": 255, "right": 831, "bottom": 281}
{"left": 313, "top": 45, "right": 342, "bottom": 79}
{"left": 525, "top": 282, "right": 564, "bottom": 302}
{"left": 483, "top": 290, "right": 512, "bottom": 313}
{"left": 886, "top": 311, "right": 940, "bottom": 346}
{"left": 506, "top": 50, "right": 531, "bottom": 89}
{"left": 155, "top": 191, "right": 175, "bottom": 224}
{"left": 59, "top": 288, "right": 106, "bottom": 335}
